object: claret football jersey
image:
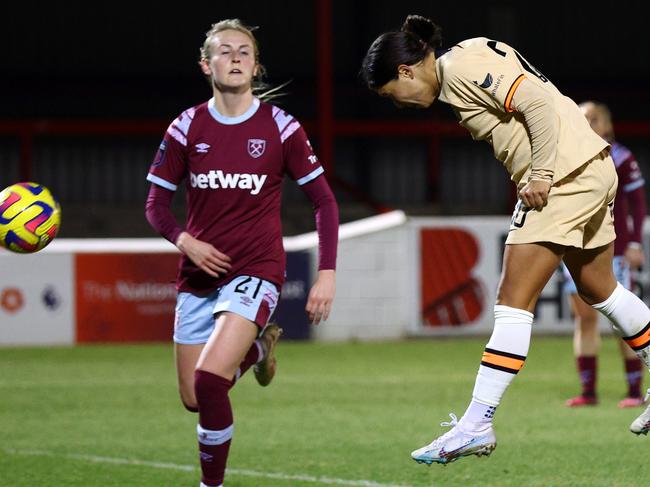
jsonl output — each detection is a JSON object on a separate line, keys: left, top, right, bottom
{"left": 147, "top": 98, "right": 324, "bottom": 293}
{"left": 612, "top": 141, "right": 645, "bottom": 255}
{"left": 435, "top": 38, "right": 608, "bottom": 185}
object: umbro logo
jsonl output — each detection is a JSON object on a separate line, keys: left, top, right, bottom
{"left": 195, "top": 143, "right": 210, "bottom": 153}
{"left": 473, "top": 73, "right": 493, "bottom": 89}
{"left": 199, "top": 452, "right": 213, "bottom": 462}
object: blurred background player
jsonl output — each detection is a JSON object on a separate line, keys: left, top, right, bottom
{"left": 145, "top": 19, "right": 338, "bottom": 487}
{"left": 563, "top": 101, "right": 647, "bottom": 408}
{"left": 361, "top": 14, "right": 650, "bottom": 465}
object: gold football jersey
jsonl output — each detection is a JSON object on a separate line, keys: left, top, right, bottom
{"left": 435, "top": 37, "right": 608, "bottom": 185}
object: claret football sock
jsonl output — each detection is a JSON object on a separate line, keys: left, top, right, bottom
{"left": 232, "top": 340, "right": 262, "bottom": 384}
{"left": 183, "top": 402, "right": 199, "bottom": 413}
{"left": 624, "top": 358, "right": 644, "bottom": 398}
{"left": 195, "top": 370, "right": 234, "bottom": 487}
{"left": 576, "top": 355, "right": 597, "bottom": 397}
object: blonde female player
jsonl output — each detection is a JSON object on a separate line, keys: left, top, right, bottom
{"left": 145, "top": 19, "right": 338, "bottom": 487}
{"left": 361, "top": 14, "right": 650, "bottom": 465}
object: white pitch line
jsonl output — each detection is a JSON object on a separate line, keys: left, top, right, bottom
{"left": 3, "top": 448, "right": 194, "bottom": 472}
{"left": 3, "top": 449, "right": 409, "bottom": 487}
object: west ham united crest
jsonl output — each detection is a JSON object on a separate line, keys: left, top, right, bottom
{"left": 247, "top": 139, "right": 266, "bottom": 158}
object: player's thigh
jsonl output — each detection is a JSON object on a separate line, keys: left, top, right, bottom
{"left": 196, "top": 311, "right": 259, "bottom": 379}
{"left": 173, "top": 290, "right": 220, "bottom": 345}
{"left": 497, "top": 242, "right": 564, "bottom": 312}
{"left": 563, "top": 243, "right": 617, "bottom": 304}
{"left": 175, "top": 342, "right": 204, "bottom": 405}
{"left": 172, "top": 290, "right": 219, "bottom": 403}
{"left": 195, "top": 275, "right": 280, "bottom": 379}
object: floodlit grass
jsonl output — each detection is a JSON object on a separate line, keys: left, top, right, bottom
{"left": 1, "top": 337, "right": 649, "bottom": 486}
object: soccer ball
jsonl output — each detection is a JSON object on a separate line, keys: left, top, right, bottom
{"left": 0, "top": 182, "right": 61, "bottom": 254}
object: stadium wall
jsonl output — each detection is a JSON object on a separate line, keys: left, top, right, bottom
{"left": 2, "top": 212, "right": 649, "bottom": 345}
{"left": 307, "top": 213, "right": 411, "bottom": 341}
{"left": 305, "top": 215, "right": 574, "bottom": 340}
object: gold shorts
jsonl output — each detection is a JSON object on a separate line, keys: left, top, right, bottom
{"left": 506, "top": 150, "right": 617, "bottom": 249}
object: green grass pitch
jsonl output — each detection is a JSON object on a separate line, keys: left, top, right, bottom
{"left": 1, "top": 336, "right": 648, "bottom": 486}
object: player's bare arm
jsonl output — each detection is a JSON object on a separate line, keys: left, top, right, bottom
{"left": 175, "top": 231, "right": 232, "bottom": 277}
{"left": 306, "top": 269, "right": 336, "bottom": 325}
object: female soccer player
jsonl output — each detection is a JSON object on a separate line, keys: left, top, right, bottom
{"left": 145, "top": 19, "right": 338, "bottom": 487}
{"left": 361, "top": 14, "right": 650, "bottom": 465}
{"left": 563, "top": 101, "right": 647, "bottom": 408}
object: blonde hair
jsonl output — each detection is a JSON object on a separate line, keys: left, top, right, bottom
{"left": 200, "top": 19, "right": 287, "bottom": 101}
{"left": 580, "top": 100, "right": 614, "bottom": 141}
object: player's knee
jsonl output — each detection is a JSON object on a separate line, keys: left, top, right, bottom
{"left": 496, "top": 280, "right": 528, "bottom": 309}
{"left": 495, "top": 292, "right": 533, "bottom": 312}
{"left": 575, "top": 276, "right": 618, "bottom": 305}
{"left": 576, "top": 289, "right": 602, "bottom": 306}
{"left": 179, "top": 388, "right": 198, "bottom": 412}
{"left": 194, "top": 369, "right": 233, "bottom": 403}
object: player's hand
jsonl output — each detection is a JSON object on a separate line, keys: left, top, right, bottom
{"left": 519, "top": 179, "right": 552, "bottom": 210}
{"left": 624, "top": 245, "right": 645, "bottom": 269}
{"left": 175, "top": 232, "right": 232, "bottom": 278}
{"left": 306, "top": 269, "right": 336, "bottom": 325}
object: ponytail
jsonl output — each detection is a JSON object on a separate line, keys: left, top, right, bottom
{"left": 360, "top": 15, "right": 442, "bottom": 89}
{"left": 401, "top": 15, "right": 443, "bottom": 50}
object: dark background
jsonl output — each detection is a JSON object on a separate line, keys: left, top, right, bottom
{"left": 3, "top": 1, "right": 649, "bottom": 236}
{"left": 5, "top": 1, "right": 649, "bottom": 119}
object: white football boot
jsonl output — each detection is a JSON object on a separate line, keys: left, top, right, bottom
{"left": 411, "top": 413, "right": 497, "bottom": 465}
{"left": 629, "top": 389, "right": 650, "bottom": 435}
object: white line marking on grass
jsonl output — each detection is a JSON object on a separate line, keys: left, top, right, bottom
{"left": 3, "top": 449, "right": 409, "bottom": 487}
{"left": 0, "top": 378, "right": 167, "bottom": 388}
{"left": 3, "top": 448, "right": 194, "bottom": 472}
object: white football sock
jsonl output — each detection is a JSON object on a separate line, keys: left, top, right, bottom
{"left": 592, "top": 282, "right": 650, "bottom": 366}
{"left": 460, "top": 399, "right": 497, "bottom": 428}
{"left": 460, "top": 305, "right": 532, "bottom": 429}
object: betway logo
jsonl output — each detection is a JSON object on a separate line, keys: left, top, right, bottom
{"left": 190, "top": 170, "right": 267, "bottom": 195}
